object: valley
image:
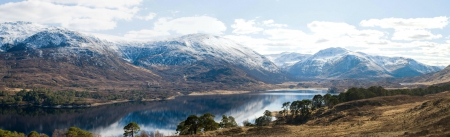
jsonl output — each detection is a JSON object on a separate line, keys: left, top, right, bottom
{"left": 0, "top": 21, "right": 448, "bottom": 108}
{"left": 0, "top": 20, "right": 449, "bottom": 137}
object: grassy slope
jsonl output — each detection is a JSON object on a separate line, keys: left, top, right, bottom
{"left": 201, "top": 91, "right": 450, "bottom": 137}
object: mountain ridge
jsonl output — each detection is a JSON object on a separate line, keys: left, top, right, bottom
{"left": 286, "top": 47, "right": 442, "bottom": 79}
{"left": 0, "top": 21, "right": 284, "bottom": 92}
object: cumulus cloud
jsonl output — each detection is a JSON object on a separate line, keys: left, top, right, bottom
{"left": 361, "top": 17, "right": 448, "bottom": 41}
{"left": 0, "top": 0, "right": 140, "bottom": 31}
{"left": 136, "top": 12, "right": 157, "bottom": 21}
{"left": 263, "top": 20, "right": 287, "bottom": 28}
{"left": 308, "top": 21, "right": 356, "bottom": 34}
{"left": 392, "top": 30, "right": 442, "bottom": 41}
{"left": 125, "top": 16, "right": 226, "bottom": 39}
{"left": 38, "top": 0, "right": 142, "bottom": 9}
{"left": 154, "top": 16, "right": 226, "bottom": 35}
{"left": 225, "top": 18, "right": 450, "bottom": 66}
{"left": 360, "top": 16, "right": 449, "bottom": 30}
{"left": 124, "top": 29, "right": 170, "bottom": 39}
{"left": 305, "top": 21, "right": 386, "bottom": 43}
{"left": 225, "top": 20, "right": 391, "bottom": 55}
{"left": 225, "top": 19, "right": 450, "bottom": 66}
{"left": 224, "top": 35, "right": 273, "bottom": 52}
{"left": 231, "top": 19, "right": 264, "bottom": 34}
{"left": 263, "top": 28, "right": 306, "bottom": 40}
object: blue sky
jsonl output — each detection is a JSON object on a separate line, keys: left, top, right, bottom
{"left": 0, "top": 0, "right": 449, "bottom": 66}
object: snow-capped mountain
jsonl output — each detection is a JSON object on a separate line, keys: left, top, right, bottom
{"left": 123, "top": 34, "right": 278, "bottom": 72}
{"left": 0, "top": 21, "right": 112, "bottom": 54}
{"left": 117, "top": 34, "right": 283, "bottom": 83}
{"left": 288, "top": 47, "right": 442, "bottom": 79}
{"left": 0, "top": 21, "right": 47, "bottom": 47}
{"left": 0, "top": 21, "right": 285, "bottom": 92}
{"left": 265, "top": 52, "right": 311, "bottom": 70}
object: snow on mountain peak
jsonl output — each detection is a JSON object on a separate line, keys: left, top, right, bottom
{"left": 115, "top": 33, "right": 280, "bottom": 74}
{"left": 0, "top": 21, "right": 48, "bottom": 47}
{"left": 314, "top": 47, "right": 349, "bottom": 57}
{"left": 288, "top": 47, "right": 442, "bottom": 78}
{"left": 0, "top": 21, "right": 111, "bottom": 53}
{"left": 265, "top": 52, "right": 312, "bottom": 70}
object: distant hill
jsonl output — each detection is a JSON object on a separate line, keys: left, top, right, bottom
{"left": 265, "top": 52, "right": 311, "bottom": 70}
{"left": 287, "top": 47, "right": 442, "bottom": 79}
{"left": 416, "top": 65, "right": 450, "bottom": 84}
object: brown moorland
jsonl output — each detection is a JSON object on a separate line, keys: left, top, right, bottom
{"left": 200, "top": 91, "right": 450, "bottom": 137}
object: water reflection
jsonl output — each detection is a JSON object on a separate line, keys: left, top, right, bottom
{"left": 0, "top": 89, "right": 328, "bottom": 136}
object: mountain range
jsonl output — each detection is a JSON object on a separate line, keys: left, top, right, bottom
{"left": 265, "top": 52, "right": 311, "bottom": 70}
{"left": 0, "top": 21, "right": 284, "bottom": 92}
{"left": 0, "top": 21, "right": 447, "bottom": 92}
{"left": 269, "top": 47, "right": 442, "bottom": 79}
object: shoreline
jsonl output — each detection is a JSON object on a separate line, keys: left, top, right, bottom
{"left": 1, "top": 97, "right": 173, "bottom": 108}
{"left": 188, "top": 90, "right": 253, "bottom": 96}
{"left": 188, "top": 88, "right": 329, "bottom": 96}
{"left": 2, "top": 88, "right": 330, "bottom": 108}
{"left": 267, "top": 88, "right": 329, "bottom": 91}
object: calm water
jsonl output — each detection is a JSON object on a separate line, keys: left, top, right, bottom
{"left": 0, "top": 89, "right": 328, "bottom": 136}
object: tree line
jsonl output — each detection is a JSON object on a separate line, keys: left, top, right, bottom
{"left": 0, "top": 88, "right": 172, "bottom": 106}
{"left": 277, "top": 83, "right": 450, "bottom": 124}
{"left": 176, "top": 113, "right": 238, "bottom": 135}
{"left": 0, "top": 126, "right": 92, "bottom": 137}
{"left": 338, "top": 84, "right": 450, "bottom": 102}
{"left": 0, "top": 122, "right": 166, "bottom": 137}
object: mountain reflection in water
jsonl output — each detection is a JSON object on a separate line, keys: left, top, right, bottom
{"left": 0, "top": 89, "right": 328, "bottom": 136}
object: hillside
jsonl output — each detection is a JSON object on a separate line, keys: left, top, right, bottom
{"left": 420, "top": 65, "right": 450, "bottom": 84}
{"left": 118, "top": 34, "right": 285, "bottom": 84}
{"left": 204, "top": 91, "right": 450, "bottom": 137}
{"left": 0, "top": 22, "right": 285, "bottom": 92}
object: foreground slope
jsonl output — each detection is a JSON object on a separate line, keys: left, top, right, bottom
{"left": 204, "top": 91, "right": 450, "bottom": 137}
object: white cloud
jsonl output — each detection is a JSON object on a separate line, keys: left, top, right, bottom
{"left": 137, "top": 12, "right": 157, "bottom": 21}
{"left": 231, "top": 19, "right": 264, "bottom": 34}
{"left": 225, "top": 19, "right": 450, "bottom": 66}
{"left": 361, "top": 17, "right": 447, "bottom": 41}
{"left": 125, "top": 16, "right": 226, "bottom": 39}
{"left": 263, "top": 20, "right": 287, "bottom": 28}
{"left": 225, "top": 20, "right": 390, "bottom": 54}
{"left": 168, "top": 10, "right": 180, "bottom": 16}
{"left": 0, "top": 0, "right": 140, "bottom": 31}
{"left": 154, "top": 16, "right": 226, "bottom": 35}
{"left": 38, "top": 0, "right": 142, "bottom": 9}
{"left": 360, "top": 16, "right": 449, "bottom": 30}
{"left": 305, "top": 21, "right": 387, "bottom": 44}
{"left": 124, "top": 29, "right": 170, "bottom": 39}
{"left": 263, "top": 28, "right": 306, "bottom": 40}
{"left": 350, "top": 30, "right": 386, "bottom": 40}
{"left": 308, "top": 21, "right": 356, "bottom": 34}
{"left": 392, "top": 30, "right": 442, "bottom": 41}
{"left": 224, "top": 35, "right": 272, "bottom": 52}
